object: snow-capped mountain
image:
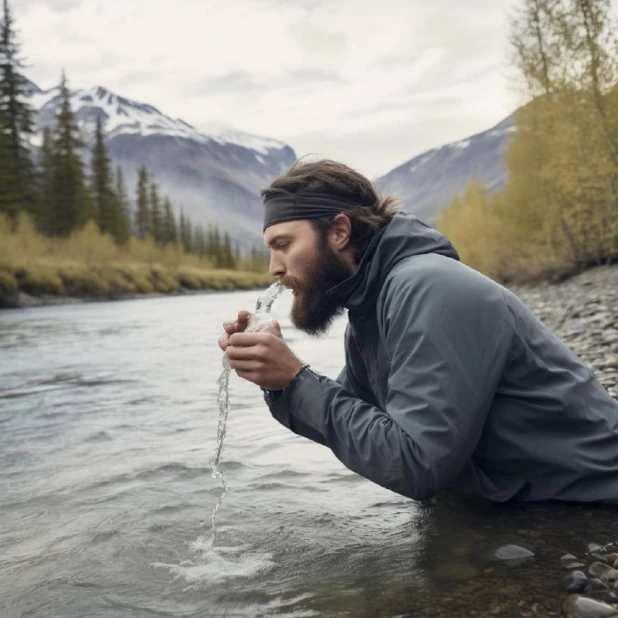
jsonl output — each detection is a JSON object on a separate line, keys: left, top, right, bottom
{"left": 374, "top": 116, "right": 516, "bottom": 224}
{"left": 29, "top": 82, "right": 296, "bottom": 247}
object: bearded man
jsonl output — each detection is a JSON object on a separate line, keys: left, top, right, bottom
{"left": 219, "top": 159, "right": 618, "bottom": 504}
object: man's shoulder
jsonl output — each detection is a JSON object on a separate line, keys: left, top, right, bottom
{"left": 379, "top": 253, "right": 507, "bottom": 307}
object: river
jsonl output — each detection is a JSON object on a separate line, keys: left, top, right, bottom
{"left": 1, "top": 291, "right": 617, "bottom": 618}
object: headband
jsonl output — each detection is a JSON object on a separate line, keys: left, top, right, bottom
{"left": 262, "top": 192, "right": 360, "bottom": 231}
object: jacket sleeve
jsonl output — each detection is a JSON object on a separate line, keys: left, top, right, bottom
{"left": 269, "top": 258, "right": 514, "bottom": 500}
{"left": 267, "top": 325, "right": 375, "bottom": 447}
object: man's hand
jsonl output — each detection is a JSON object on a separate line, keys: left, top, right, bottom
{"left": 219, "top": 311, "right": 251, "bottom": 352}
{"left": 225, "top": 322, "right": 305, "bottom": 390}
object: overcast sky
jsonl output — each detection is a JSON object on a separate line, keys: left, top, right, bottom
{"left": 16, "top": 0, "right": 543, "bottom": 177}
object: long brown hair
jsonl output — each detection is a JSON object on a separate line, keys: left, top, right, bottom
{"left": 261, "top": 159, "right": 399, "bottom": 263}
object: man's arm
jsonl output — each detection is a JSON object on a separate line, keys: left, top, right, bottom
{"left": 267, "top": 325, "right": 375, "bottom": 447}
{"left": 267, "top": 257, "right": 514, "bottom": 501}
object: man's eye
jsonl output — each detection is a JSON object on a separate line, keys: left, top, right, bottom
{"left": 278, "top": 243, "right": 290, "bottom": 250}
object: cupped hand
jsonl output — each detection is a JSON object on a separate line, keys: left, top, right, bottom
{"left": 219, "top": 310, "right": 251, "bottom": 351}
{"left": 225, "top": 327, "right": 305, "bottom": 390}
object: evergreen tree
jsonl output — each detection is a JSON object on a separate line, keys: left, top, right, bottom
{"left": 149, "top": 181, "right": 162, "bottom": 244}
{"left": 90, "top": 116, "right": 118, "bottom": 237}
{"left": 50, "top": 71, "right": 91, "bottom": 236}
{"left": 114, "top": 165, "right": 130, "bottom": 244}
{"left": 37, "top": 127, "right": 54, "bottom": 234}
{"left": 221, "top": 231, "right": 236, "bottom": 269}
{"left": 162, "top": 197, "right": 176, "bottom": 245}
{"left": 183, "top": 214, "right": 193, "bottom": 253}
{"left": 135, "top": 166, "right": 149, "bottom": 239}
{"left": 194, "top": 225, "right": 206, "bottom": 256}
{"left": 0, "top": 0, "right": 36, "bottom": 218}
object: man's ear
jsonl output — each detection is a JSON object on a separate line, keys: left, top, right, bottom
{"left": 330, "top": 214, "right": 352, "bottom": 250}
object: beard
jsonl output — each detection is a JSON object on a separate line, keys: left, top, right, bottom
{"left": 281, "top": 237, "right": 352, "bottom": 337}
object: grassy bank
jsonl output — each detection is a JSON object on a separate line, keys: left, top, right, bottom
{"left": 0, "top": 215, "right": 273, "bottom": 308}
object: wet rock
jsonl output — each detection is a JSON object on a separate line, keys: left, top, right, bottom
{"left": 589, "top": 562, "right": 618, "bottom": 581}
{"left": 588, "top": 578, "right": 611, "bottom": 594}
{"left": 603, "top": 356, "right": 618, "bottom": 370}
{"left": 566, "top": 563, "right": 589, "bottom": 570}
{"left": 589, "top": 544, "right": 604, "bottom": 553}
{"left": 494, "top": 544, "right": 535, "bottom": 564}
{"left": 606, "top": 554, "right": 618, "bottom": 565}
{"left": 562, "top": 554, "right": 579, "bottom": 562}
{"left": 591, "top": 552, "right": 610, "bottom": 563}
{"left": 564, "top": 570, "right": 589, "bottom": 593}
{"left": 562, "top": 594, "right": 618, "bottom": 617}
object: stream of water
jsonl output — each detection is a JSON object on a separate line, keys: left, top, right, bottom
{"left": 207, "top": 282, "right": 286, "bottom": 552}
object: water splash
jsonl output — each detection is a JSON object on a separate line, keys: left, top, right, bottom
{"left": 207, "top": 280, "right": 285, "bottom": 548}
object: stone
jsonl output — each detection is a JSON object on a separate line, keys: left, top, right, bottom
{"left": 494, "top": 544, "right": 535, "bottom": 563}
{"left": 604, "top": 356, "right": 618, "bottom": 370}
{"left": 589, "top": 543, "right": 604, "bottom": 553}
{"left": 562, "top": 554, "right": 579, "bottom": 562}
{"left": 589, "top": 562, "right": 618, "bottom": 581}
{"left": 566, "top": 563, "right": 589, "bottom": 570}
{"left": 562, "top": 594, "right": 618, "bottom": 617}
{"left": 564, "top": 570, "right": 589, "bottom": 593}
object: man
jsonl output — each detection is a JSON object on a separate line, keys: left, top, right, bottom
{"left": 219, "top": 159, "right": 618, "bottom": 504}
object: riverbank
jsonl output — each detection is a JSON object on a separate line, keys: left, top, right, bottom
{"left": 0, "top": 261, "right": 273, "bottom": 309}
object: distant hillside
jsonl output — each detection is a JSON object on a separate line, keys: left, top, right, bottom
{"left": 374, "top": 115, "right": 515, "bottom": 224}
{"left": 28, "top": 82, "right": 296, "bottom": 248}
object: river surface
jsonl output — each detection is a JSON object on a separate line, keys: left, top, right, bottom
{"left": 1, "top": 291, "right": 618, "bottom": 618}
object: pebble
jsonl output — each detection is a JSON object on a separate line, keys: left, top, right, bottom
{"left": 562, "top": 594, "right": 618, "bottom": 617}
{"left": 494, "top": 544, "right": 535, "bottom": 562}
{"left": 564, "top": 570, "right": 590, "bottom": 593}
{"left": 589, "top": 563, "right": 618, "bottom": 582}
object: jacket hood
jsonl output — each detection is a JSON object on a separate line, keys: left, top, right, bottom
{"left": 326, "top": 212, "right": 459, "bottom": 313}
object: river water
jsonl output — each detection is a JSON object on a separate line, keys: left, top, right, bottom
{"left": 1, "top": 291, "right": 618, "bottom": 618}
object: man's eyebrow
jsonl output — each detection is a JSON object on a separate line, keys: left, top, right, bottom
{"left": 266, "top": 235, "right": 292, "bottom": 248}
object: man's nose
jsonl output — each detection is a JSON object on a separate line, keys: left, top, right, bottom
{"left": 269, "top": 254, "right": 285, "bottom": 278}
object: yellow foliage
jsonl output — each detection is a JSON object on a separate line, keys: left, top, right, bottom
{"left": 0, "top": 213, "right": 274, "bottom": 303}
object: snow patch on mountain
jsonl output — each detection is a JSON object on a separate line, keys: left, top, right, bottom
{"left": 30, "top": 84, "right": 289, "bottom": 155}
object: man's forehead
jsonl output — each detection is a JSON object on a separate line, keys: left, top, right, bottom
{"left": 264, "top": 220, "right": 313, "bottom": 246}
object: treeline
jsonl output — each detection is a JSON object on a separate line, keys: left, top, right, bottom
{"left": 438, "top": 0, "right": 618, "bottom": 282}
{"left": 0, "top": 0, "right": 269, "bottom": 276}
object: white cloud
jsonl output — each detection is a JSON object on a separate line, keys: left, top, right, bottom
{"left": 14, "top": 0, "right": 556, "bottom": 176}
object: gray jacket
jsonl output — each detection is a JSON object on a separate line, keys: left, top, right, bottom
{"left": 267, "top": 213, "right": 618, "bottom": 503}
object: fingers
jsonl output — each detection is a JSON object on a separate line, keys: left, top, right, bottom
{"left": 223, "top": 310, "right": 251, "bottom": 337}
{"left": 226, "top": 341, "right": 266, "bottom": 361}
{"left": 228, "top": 332, "right": 273, "bottom": 347}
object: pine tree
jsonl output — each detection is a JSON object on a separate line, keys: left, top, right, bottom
{"left": 149, "top": 182, "right": 162, "bottom": 244}
{"left": 162, "top": 197, "right": 176, "bottom": 245}
{"left": 221, "top": 231, "right": 235, "bottom": 269}
{"left": 135, "top": 166, "right": 149, "bottom": 239}
{"left": 114, "top": 165, "right": 130, "bottom": 244}
{"left": 37, "top": 127, "right": 54, "bottom": 234}
{"left": 194, "top": 225, "right": 206, "bottom": 256}
{"left": 50, "top": 71, "right": 92, "bottom": 236}
{"left": 90, "top": 116, "right": 117, "bottom": 237}
{"left": 182, "top": 214, "right": 193, "bottom": 253}
{"left": 0, "top": 0, "right": 36, "bottom": 219}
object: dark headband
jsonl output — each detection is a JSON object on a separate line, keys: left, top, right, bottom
{"left": 263, "top": 192, "right": 360, "bottom": 232}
